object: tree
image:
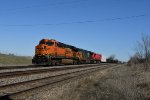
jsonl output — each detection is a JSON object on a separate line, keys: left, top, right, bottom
{"left": 107, "top": 54, "right": 116, "bottom": 60}
{"left": 127, "top": 53, "right": 141, "bottom": 66}
{"left": 107, "top": 54, "right": 119, "bottom": 63}
{"left": 136, "top": 34, "right": 150, "bottom": 70}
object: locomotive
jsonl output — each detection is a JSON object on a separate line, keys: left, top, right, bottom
{"left": 32, "top": 39, "right": 102, "bottom": 65}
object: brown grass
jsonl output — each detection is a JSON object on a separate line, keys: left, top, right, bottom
{"left": 34, "top": 64, "right": 150, "bottom": 100}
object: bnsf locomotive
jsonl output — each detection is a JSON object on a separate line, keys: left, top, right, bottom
{"left": 32, "top": 39, "right": 102, "bottom": 65}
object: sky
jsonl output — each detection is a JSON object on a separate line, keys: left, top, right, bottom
{"left": 0, "top": 0, "right": 150, "bottom": 61}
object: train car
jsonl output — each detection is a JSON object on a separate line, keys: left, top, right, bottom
{"left": 91, "top": 53, "right": 102, "bottom": 63}
{"left": 32, "top": 39, "right": 80, "bottom": 65}
{"left": 32, "top": 39, "right": 102, "bottom": 65}
{"left": 101, "top": 55, "right": 106, "bottom": 63}
{"left": 77, "top": 49, "right": 92, "bottom": 64}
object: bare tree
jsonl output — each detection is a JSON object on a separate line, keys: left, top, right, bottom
{"left": 127, "top": 53, "right": 141, "bottom": 66}
{"left": 136, "top": 34, "right": 150, "bottom": 70}
{"left": 107, "top": 54, "right": 119, "bottom": 63}
{"left": 107, "top": 54, "right": 116, "bottom": 60}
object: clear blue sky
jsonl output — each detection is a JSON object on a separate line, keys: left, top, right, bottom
{"left": 0, "top": 0, "right": 150, "bottom": 61}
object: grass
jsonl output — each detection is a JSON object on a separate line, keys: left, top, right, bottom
{"left": 42, "top": 64, "right": 150, "bottom": 100}
{"left": 0, "top": 53, "right": 32, "bottom": 65}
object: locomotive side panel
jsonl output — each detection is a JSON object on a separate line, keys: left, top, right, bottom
{"left": 56, "top": 42, "right": 66, "bottom": 57}
{"left": 65, "top": 48, "right": 74, "bottom": 58}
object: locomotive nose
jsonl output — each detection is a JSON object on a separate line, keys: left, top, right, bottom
{"left": 35, "top": 44, "right": 48, "bottom": 55}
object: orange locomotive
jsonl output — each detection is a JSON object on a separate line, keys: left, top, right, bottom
{"left": 32, "top": 39, "right": 101, "bottom": 65}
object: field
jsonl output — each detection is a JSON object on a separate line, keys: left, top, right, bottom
{"left": 0, "top": 53, "right": 32, "bottom": 65}
{"left": 44, "top": 64, "right": 150, "bottom": 100}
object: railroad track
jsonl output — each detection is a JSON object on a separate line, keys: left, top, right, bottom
{"left": 0, "top": 63, "right": 105, "bottom": 70}
{"left": 0, "top": 65, "right": 37, "bottom": 70}
{"left": 0, "top": 64, "right": 107, "bottom": 79}
{"left": 0, "top": 64, "right": 108, "bottom": 86}
{"left": 0, "top": 63, "right": 117, "bottom": 100}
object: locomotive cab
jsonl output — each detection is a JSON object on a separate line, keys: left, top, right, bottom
{"left": 33, "top": 39, "right": 56, "bottom": 65}
{"left": 35, "top": 39, "right": 56, "bottom": 56}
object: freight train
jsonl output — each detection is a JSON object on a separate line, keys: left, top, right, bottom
{"left": 32, "top": 39, "right": 102, "bottom": 65}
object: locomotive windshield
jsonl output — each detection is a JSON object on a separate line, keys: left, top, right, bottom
{"left": 46, "top": 42, "right": 54, "bottom": 46}
{"left": 39, "top": 40, "right": 54, "bottom": 46}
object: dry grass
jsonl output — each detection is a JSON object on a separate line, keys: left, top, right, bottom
{"left": 40, "top": 64, "right": 150, "bottom": 100}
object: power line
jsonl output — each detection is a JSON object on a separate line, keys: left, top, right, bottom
{"left": 0, "top": 13, "right": 150, "bottom": 27}
{"left": 0, "top": 0, "right": 89, "bottom": 11}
